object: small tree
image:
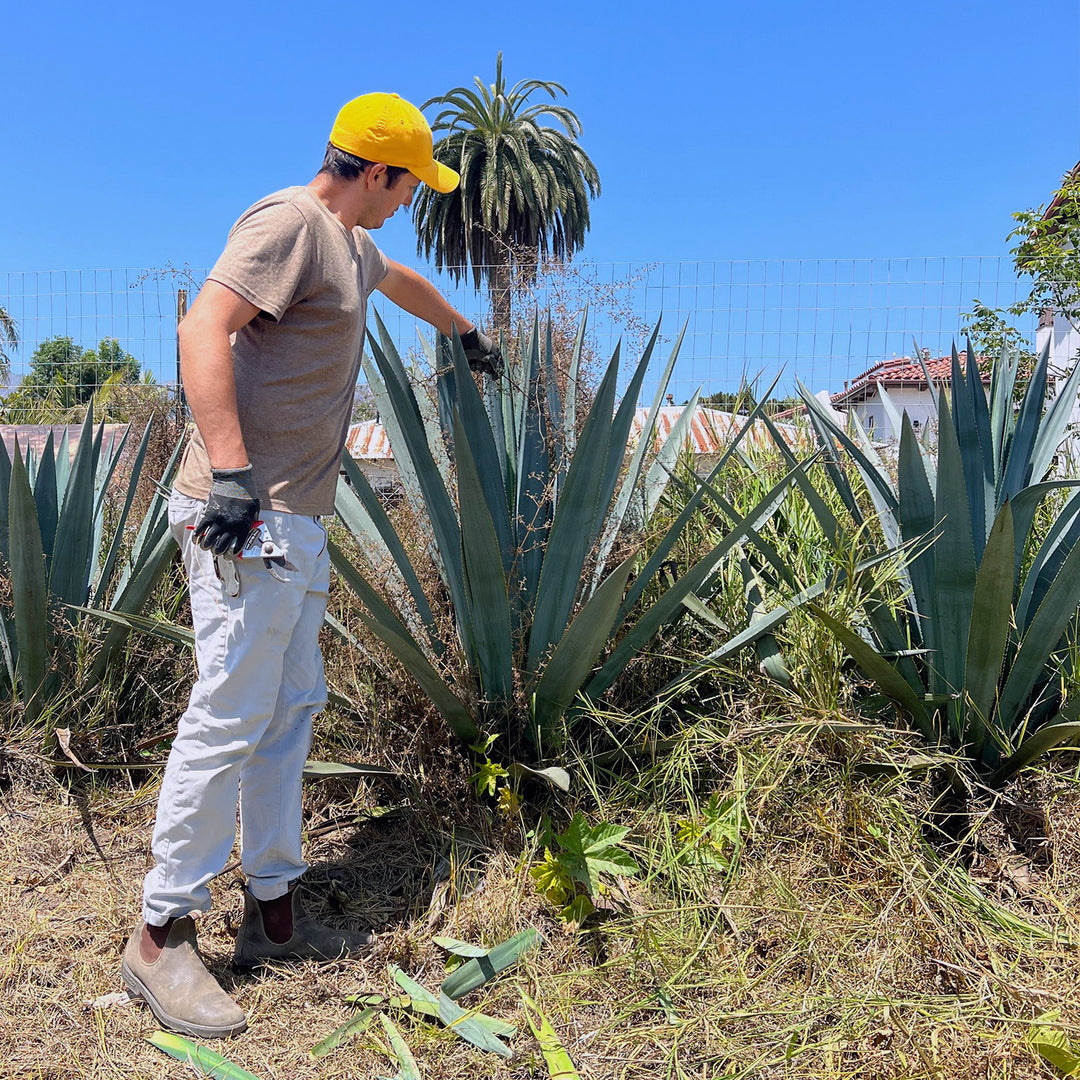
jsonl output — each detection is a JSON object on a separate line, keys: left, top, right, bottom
{"left": 963, "top": 165, "right": 1080, "bottom": 376}
{"left": 14, "top": 335, "right": 140, "bottom": 411}
{"left": 0, "top": 305, "right": 17, "bottom": 384}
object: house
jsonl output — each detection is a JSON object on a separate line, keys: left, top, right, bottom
{"left": 1034, "top": 161, "right": 1080, "bottom": 394}
{"left": 829, "top": 351, "right": 989, "bottom": 441}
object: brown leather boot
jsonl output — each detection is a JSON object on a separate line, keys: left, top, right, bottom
{"left": 233, "top": 884, "right": 375, "bottom": 969}
{"left": 122, "top": 917, "right": 247, "bottom": 1038}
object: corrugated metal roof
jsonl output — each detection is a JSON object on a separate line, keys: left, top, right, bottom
{"left": 1, "top": 423, "right": 129, "bottom": 463}
{"left": 345, "top": 420, "right": 394, "bottom": 459}
{"left": 346, "top": 405, "right": 803, "bottom": 463}
{"left": 629, "top": 406, "right": 804, "bottom": 454}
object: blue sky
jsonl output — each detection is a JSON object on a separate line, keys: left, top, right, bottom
{"left": 3, "top": 0, "right": 1077, "bottom": 272}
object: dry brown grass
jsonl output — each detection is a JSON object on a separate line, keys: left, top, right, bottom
{"left": 3, "top": 705, "right": 1080, "bottom": 1079}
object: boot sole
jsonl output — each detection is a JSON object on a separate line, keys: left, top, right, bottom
{"left": 122, "top": 960, "right": 248, "bottom": 1039}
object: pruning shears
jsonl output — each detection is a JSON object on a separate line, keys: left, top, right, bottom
{"left": 189, "top": 520, "right": 297, "bottom": 595}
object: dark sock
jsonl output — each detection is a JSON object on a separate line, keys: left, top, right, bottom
{"left": 140, "top": 919, "right": 174, "bottom": 963}
{"left": 258, "top": 892, "right": 294, "bottom": 945}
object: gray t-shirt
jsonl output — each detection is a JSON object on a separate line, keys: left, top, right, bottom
{"left": 175, "top": 185, "right": 389, "bottom": 515}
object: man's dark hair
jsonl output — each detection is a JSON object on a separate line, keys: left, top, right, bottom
{"left": 319, "top": 144, "right": 411, "bottom": 186}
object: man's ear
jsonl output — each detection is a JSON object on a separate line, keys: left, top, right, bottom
{"left": 364, "top": 162, "right": 388, "bottom": 189}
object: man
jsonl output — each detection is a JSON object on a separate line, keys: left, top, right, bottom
{"left": 122, "top": 92, "right": 501, "bottom": 1039}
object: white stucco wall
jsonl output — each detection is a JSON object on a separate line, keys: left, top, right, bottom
{"left": 849, "top": 386, "right": 937, "bottom": 441}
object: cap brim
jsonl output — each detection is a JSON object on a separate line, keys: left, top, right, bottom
{"left": 413, "top": 159, "right": 460, "bottom": 194}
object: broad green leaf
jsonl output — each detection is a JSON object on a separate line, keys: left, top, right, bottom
{"left": 33, "top": 430, "right": 59, "bottom": 566}
{"left": 148, "top": 1030, "right": 263, "bottom": 1079}
{"left": 433, "top": 937, "right": 489, "bottom": 957}
{"left": 932, "top": 390, "right": 976, "bottom": 712}
{"left": 530, "top": 556, "right": 635, "bottom": 734}
{"left": 507, "top": 761, "right": 571, "bottom": 792}
{"left": 378, "top": 1013, "right": 421, "bottom": 1080}
{"left": 439, "top": 928, "right": 539, "bottom": 1000}
{"left": 989, "top": 712, "right": 1080, "bottom": 787}
{"left": 996, "top": 535, "right": 1080, "bottom": 734}
{"left": 50, "top": 406, "right": 96, "bottom": 608}
{"left": 329, "top": 538, "right": 476, "bottom": 742}
{"left": 309, "top": 1007, "right": 378, "bottom": 1059}
{"left": 9, "top": 435, "right": 48, "bottom": 711}
{"left": 1027, "top": 1023, "right": 1080, "bottom": 1078}
{"left": 302, "top": 761, "right": 398, "bottom": 779}
{"left": 964, "top": 502, "right": 1014, "bottom": 759}
{"left": 335, "top": 451, "right": 441, "bottom": 647}
{"left": 520, "top": 991, "right": 581, "bottom": 1080}
{"left": 390, "top": 966, "right": 512, "bottom": 1058}
{"left": 453, "top": 408, "right": 513, "bottom": 702}
{"left": 0, "top": 436, "right": 11, "bottom": 562}
{"left": 1000, "top": 345, "right": 1048, "bottom": 500}
{"left": 950, "top": 342, "right": 991, "bottom": 561}
{"left": 527, "top": 349, "right": 620, "bottom": 673}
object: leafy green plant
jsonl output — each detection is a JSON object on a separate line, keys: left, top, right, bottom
{"left": 0, "top": 406, "right": 179, "bottom": 723}
{"left": 529, "top": 811, "right": 639, "bottom": 925}
{"left": 330, "top": 312, "right": 803, "bottom": 758}
{"left": 798, "top": 340, "right": 1080, "bottom": 785}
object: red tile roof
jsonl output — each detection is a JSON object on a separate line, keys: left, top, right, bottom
{"left": 831, "top": 351, "right": 988, "bottom": 406}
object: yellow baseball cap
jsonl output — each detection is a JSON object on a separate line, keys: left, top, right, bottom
{"left": 329, "top": 92, "right": 460, "bottom": 194}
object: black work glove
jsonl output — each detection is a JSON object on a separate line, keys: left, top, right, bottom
{"left": 193, "top": 465, "right": 261, "bottom": 556}
{"left": 460, "top": 327, "right": 504, "bottom": 379}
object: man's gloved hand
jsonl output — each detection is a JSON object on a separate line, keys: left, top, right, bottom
{"left": 460, "top": 327, "right": 504, "bottom": 379}
{"left": 193, "top": 465, "right": 261, "bottom": 556}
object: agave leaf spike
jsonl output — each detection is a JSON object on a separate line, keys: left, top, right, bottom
{"left": 964, "top": 502, "right": 1015, "bottom": 760}
{"left": 897, "top": 414, "right": 937, "bottom": 647}
{"left": 526, "top": 350, "right": 620, "bottom": 674}
{"left": 1030, "top": 341, "right": 1080, "bottom": 484}
{"left": 453, "top": 407, "right": 514, "bottom": 704}
{"left": 49, "top": 406, "right": 97, "bottom": 611}
{"left": 951, "top": 342, "right": 990, "bottom": 561}
{"left": 987, "top": 701, "right": 1080, "bottom": 787}
{"left": 995, "top": 533, "right": 1080, "bottom": 735}
{"left": 530, "top": 554, "right": 635, "bottom": 733}
{"left": 447, "top": 330, "right": 514, "bottom": 572}
{"left": 1014, "top": 489, "right": 1080, "bottom": 632}
{"left": 93, "top": 419, "right": 153, "bottom": 606}
{"left": 33, "top": 431, "right": 59, "bottom": 567}
{"left": 335, "top": 451, "right": 443, "bottom": 652}
{"left": 640, "top": 388, "right": 702, "bottom": 523}
{"left": 0, "top": 438, "right": 11, "bottom": 562}
{"left": 9, "top": 435, "right": 48, "bottom": 716}
{"left": 563, "top": 304, "right": 587, "bottom": 460}
{"left": 590, "top": 320, "right": 688, "bottom": 596}
{"left": 1000, "top": 344, "right": 1049, "bottom": 501}
{"left": 931, "top": 390, "right": 977, "bottom": 725}
{"left": 587, "top": 461, "right": 802, "bottom": 700}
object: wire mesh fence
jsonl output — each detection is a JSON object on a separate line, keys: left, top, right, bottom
{"left": 0, "top": 258, "right": 1037, "bottom": 422}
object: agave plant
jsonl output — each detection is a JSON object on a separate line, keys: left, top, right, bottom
{"left": 330, "top": 313, "right": 803, "bottom": 759}
{"left": 0, "top": 406, "right": 179, "bottom": 723}
{"left": 797, "top": 340, "right": 1080, "bottom": 785}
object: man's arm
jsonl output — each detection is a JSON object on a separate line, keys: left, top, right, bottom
{"left": 177, "top": 281, "right": 261, "bottom": 469}
{"left": 376, "top": 260, "right": 474, "bottom": 337}
{"left": 375, "top": 260, "right": 504, "bottom": 377}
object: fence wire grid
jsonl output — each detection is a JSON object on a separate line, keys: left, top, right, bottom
{"left": 0, "top": 258, "right": 1037, "bottom": 419}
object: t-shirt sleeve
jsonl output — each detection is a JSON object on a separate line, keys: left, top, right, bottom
{"left": 354, "top": 228, "right": 390, "bottom": 296}
{"left": 208, "top": 201, "right": 312, "bottom": 321}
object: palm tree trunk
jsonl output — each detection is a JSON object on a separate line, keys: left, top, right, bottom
{"left": 490, "top": 249, "right": 514, "bottom": 340}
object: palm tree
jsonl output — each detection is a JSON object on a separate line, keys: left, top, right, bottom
{"left": 0, "top": 305, "right": 17, "bottom": 384}
{"left": 413, "top": 53, "right": 601, "bottom": 335}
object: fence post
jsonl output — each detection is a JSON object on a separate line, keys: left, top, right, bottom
{"left": 175, "top": 288, "right": 187, "bottom": 425}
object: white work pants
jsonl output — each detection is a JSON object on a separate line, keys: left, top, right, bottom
{"left": 142, "top": 491, "right": 329, "bottom": 925}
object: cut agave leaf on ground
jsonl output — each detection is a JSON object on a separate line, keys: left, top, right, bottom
{"left": 148, "top": 1031, "right": 263, "bottom": 1080}
{"left": 309, "top": 1006, "right": 378, "bottom": 1059}
{"left": 391, "top": 965, "right": 512, "bottom": 1058}
{"left": 302, "top": 760, "right": 399, "bottom": 779}
{"left": 507, "top": 762, "right": 571, "bottom": 792}
{"left": 440, "top": 927, "right": 539, "bottom": 1000}
{"left": 433, "top": 936, "right": 490, "bottom": 957}
{"left": 378, "top": 1013, "right": 421, "bottom": 1080}
{"left": 520, "top": 991, "right": 581, "bottom": 1080}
